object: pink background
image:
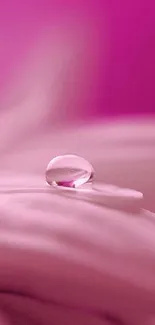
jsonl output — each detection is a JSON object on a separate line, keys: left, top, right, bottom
{"left": 0, "top": 3, "right": 155, "bottom": 324}
{"left": 0, "top": 0, "right": 154, "bottom": 122}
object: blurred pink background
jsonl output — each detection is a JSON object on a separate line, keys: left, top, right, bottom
{"left": 0, "top": 3, "right": 155, "bottom": 324}
{"left": 0, "top": 0, "right": 154, "bottom": 123}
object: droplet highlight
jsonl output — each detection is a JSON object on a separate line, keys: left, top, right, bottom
{"left": 46, "top": 154, "right": 94, "bottom": 188}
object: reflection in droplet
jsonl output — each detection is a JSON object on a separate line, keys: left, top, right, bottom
{"left": 46, "top": 154, "right": 94, "bottom": 188}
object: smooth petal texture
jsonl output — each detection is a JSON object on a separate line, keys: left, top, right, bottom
{"left": 0, "top": 115, "right": 155, "bottom": 324}
{"left": 0, "top": 2, "right": 154, "bottom": 324}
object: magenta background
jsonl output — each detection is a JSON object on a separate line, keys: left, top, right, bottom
{"left": 0, "top": 0, "right": 155, "bottom": 121}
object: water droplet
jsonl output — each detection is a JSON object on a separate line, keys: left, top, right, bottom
{"left": 46, "top": 154, "right": 94, "bottom": 188}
